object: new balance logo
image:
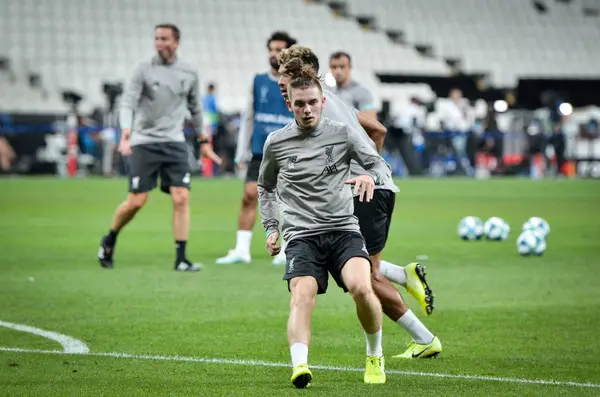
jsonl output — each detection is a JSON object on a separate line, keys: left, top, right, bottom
{"left": 287, "top": 257, "right": 295, "bottom": 273}
{"left": 182, "top": 173, "right": 190, "bottom": 184}
{"left": 131, "top": 176, "right": 140, "bottom": 189}
{"left": 321, "top": 164, "right": 338, "bottom": 175}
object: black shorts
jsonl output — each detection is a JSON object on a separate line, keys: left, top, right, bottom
{"left": 283, "top": 231, "right": 371, "bottom": 294}
{"left": 353, "top": 190, "right": 396, "bottom": 256}
{"left": 244, "top": 154, "right": 263, "bottom": 183}
{"left": 128, "top": 142, "right": 191, "bottom": 194}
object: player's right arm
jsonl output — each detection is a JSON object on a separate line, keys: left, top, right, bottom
{"left": 257, "top": 136, "right": 281, "bottom": 254}
{"left": 234, "top": 82, "right": 255, "bottom": 168}
{"left": 118, "top": 62, "right": 145, "bottom": 156}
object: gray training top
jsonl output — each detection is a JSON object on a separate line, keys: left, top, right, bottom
{"left": 119, "top": 56, "right": 204, "bottom": 147}
{"left": 258, "top": 116, "right": 392, "bottom": 243}
{"left": 332, "top": 80, "right": 375, "bottom": 112}
{"left": 322, "top": 88, "right": 400, "bottom": 193}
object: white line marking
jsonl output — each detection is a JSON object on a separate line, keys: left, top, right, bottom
{"left": 0, "top": 321, "right": 89, "bottom": 354}
{"left": 1, "top": 347, "right": 598, "bottom": 389}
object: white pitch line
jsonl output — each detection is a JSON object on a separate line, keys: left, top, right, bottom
{"left": 1, "top": 347, "right": 599, "bottom": 389}
{"left": 0, "top": 321, "right": 89, "bottom": 354}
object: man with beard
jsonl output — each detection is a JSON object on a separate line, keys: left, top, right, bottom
{"left": 217, "top": 31, "right": 297, "bottom": 266}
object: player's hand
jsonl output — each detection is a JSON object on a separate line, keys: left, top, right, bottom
{"left": 344, "top": 174, "right": 375, "bottom": 202}
{"left": 200, "top": 143, "right": 223, "bottom": 166}
{"left": 266, "top": 232, "right": 281, "bottom": 256}
{"left": 118, "top": 136, "right": 132, "bottom": 157}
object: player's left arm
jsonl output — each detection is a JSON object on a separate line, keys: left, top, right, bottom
{"left": 345, "top": 124, "right": 391, "bottom": 201}
{"left": 356, "top": 87, "right": 386, "bottom": 152}
{"left": 346, "top": 125, "right": 391, "bottom": 184}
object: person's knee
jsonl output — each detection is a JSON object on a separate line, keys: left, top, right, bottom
{"left": 290, "top": 277, "right": 318, "bottom": 310}
{"left": 128, "top": 193, "right": 148, "bottom": 210}
{"left": 171, "top": 188, "right": 189, "bottom": 208}
{"left": 242, "top": 184, "right": 258, "bottom": 207}
{"left": 348, "top": 280, "right": 374, "bottom": 301}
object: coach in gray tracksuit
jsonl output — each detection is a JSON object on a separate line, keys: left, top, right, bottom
{"left": 97, "top": 23, "right": 219, "bottom": 272}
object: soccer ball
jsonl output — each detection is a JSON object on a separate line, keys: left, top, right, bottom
{"left": 516, "top": 230, "right": 546, "bottom": 256}
{"left": 522, "top": 216, "right": 550, "bottom": 238}
{"left": 458, "top": 216, "right": 484, "bottom": 241}
{"left": 483, "top": 217, "right": 510, "bottom": 241}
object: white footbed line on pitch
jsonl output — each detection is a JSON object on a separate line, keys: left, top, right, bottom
{"left": 1, "top": 347, "right": 599, "bottom": 389}
{"left": 0, "top": 320, "right": 89, "bottom": 354}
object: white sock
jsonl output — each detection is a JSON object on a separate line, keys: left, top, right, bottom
{"left": 235, "top": 230, "right": 252, "bottom": 256}
{"left": 364, "top": 329, "right": 383, "bottom": 357}
{"left": 290, "top": 342, "right": 308, "bottom": 367}
{"left": 396, "top": 310, "right": 434, "bottom": 344}
{"left": 380, "top": 260, "right": 407, "bottom": 286}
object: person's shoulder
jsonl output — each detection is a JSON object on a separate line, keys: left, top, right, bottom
{"left": 323, "top": 116, "right": 349, "bottom": 132}
{"left": 175, "top": 59, "right": 199, "bottom": 75}
{"left": 132, "top": 58, "right": 153, "bottom": 72}
{"left": 352, "top": 80, "right": 371, "bottom": 94}
{"left": 265, "top": 122, "right": 297, "bottom": 147}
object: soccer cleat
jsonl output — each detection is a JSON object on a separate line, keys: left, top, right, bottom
{"left": 404, "top": 262, "right": 434, "bottom": 316}
{"left": 215, "top": 249, "right": 251, "bottom": 265}
{"left": 291, "top": 364, "right": 312, "bottom": 389}
{"left": 364, "top": 356, "right": 386, "bottom": 384}
{"left": 174, "top": 259, "right": 203, "bottom": 272}
{"left": 393, "top": 336, "right": 442, "bottom": 359}
{"left": 97, "top": 235, "right": 114, "bottom": 269}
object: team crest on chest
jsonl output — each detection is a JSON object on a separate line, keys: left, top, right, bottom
{"left": 322, "top": 145, "right": 337, "bottom": 175}
{"left": 287, "top": 155, "right": 298, "bottom": 169}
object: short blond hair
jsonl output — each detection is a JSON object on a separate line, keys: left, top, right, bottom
{"left": 278, "top": 45, "right": 320, "bottom": 73}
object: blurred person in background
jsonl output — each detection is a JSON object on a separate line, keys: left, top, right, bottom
{"left": 203, "top": 83, "right": 219, "bottom": 136}
{"left": 387, "top": 96, "right": 426, "bottom": 175}
{"left": 202, "top": 82, "right": 221, "bottom": 172}
{"left": 329, "top": 51, "right": 377, "bottom": 121}
{"left": 216, "top": 31, "right": 297, "bottom": 266}
{"left": 476, "top": 104, "right": 504, "bottom": 173}
{"left": 97, "top": 23, "right": 220, "bottom": 272}
{"left": 441, "top": 88, "right": 474, "bottom": 176}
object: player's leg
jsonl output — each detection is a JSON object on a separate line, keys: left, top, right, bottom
{"left": 284, "top": 237, "right": 328, "bottom": 389}
{"left": 160, "top": 142, "right": 200, "bottom": 272}
{"left": 216, "top": 156, "right": 261, "bottom": 264}
{"left": 98, "top": 144, "right": 158, "bottom": 268}
{"left": 356, "top": 190, "right": 435, "bottom": 315}
{"left": 355, "top": 190, "right": 440, "bottom": 357}
{"left": 329, "top": 232, "right": 384, "bottom": 384}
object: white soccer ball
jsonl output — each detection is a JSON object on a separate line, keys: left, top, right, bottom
{"left": 458, "top": 216, "right": 484, "bottom": 241}
{"left": 483, "top": 217, "right": 510, "bottom": 241}
{"left": 522, "top": 216, "right": 550, "bottom": 238}
{"left": 516, "top": 230, "right": 546, "bottom": 256}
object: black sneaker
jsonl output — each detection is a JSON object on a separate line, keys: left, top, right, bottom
{"left": 98, "top": 235, "right": 115, "bottom": 269}
{"left": 174, "top": 259, "right": 202, "bottom": 272}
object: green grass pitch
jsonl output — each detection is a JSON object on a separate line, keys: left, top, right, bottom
{"left": 0, "top": 177, "right": 599, "bottom": 396}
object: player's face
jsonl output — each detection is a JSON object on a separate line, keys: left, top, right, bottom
{"left": 329, "top": 56, "right": 351, "bottom": 86}
{"left": 287, "top": 86, "right": 326, "bottom": 129}
{"left": 155, "top": 28, "right": 179, "bottom": 60}
{"left": 277, "top": 72, "right": 291, "bottom": 100}
{"left": 268, "top": 40, "right": 288, "bottom": 71}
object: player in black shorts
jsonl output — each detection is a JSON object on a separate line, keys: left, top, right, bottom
{"left": 97, "top": 24, "right": 220, "bottom": 272}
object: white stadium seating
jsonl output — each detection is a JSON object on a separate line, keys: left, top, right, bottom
{"left": 0, "top": 0, "right": 599, "bottom": 113}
